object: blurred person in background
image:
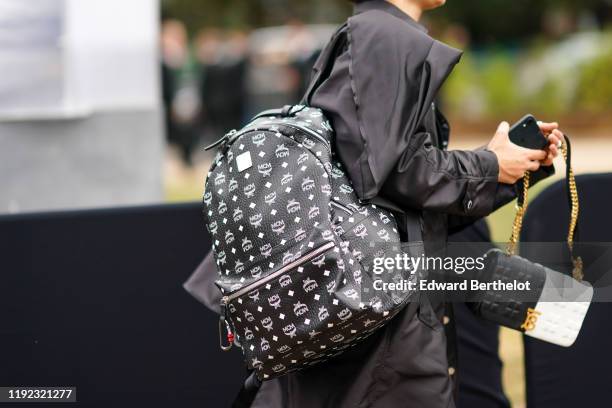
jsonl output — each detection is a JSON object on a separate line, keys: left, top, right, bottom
{"left": 197, "top": 28, "right": 248, "bottom": 145}
{"left": 161, "top": 18, "right": 201, "bottom": 165}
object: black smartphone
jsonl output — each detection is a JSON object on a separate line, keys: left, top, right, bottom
{"left": 509, "top": 114, "right": 548, "bottom": 150}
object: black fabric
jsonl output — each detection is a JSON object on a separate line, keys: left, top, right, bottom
{"left": 521, "top": 173, "right": 612, "bottom": 408}
{"left": 0, "top": 203, "right": 245, "bottom": 407}
{"left": 449, "top": 220, "right": 511, "bottom": 408}
{"left": 233, "top": 371, "right": 262, "bottom": 408}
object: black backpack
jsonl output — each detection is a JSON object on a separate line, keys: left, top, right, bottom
{"left": 202, "top": 25, "right": 421, "bottom": 403}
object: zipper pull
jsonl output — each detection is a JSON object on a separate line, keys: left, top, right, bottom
{"left": 219, "top": 297, "right": 234, "bottom": 351}
{"left": 205, "top": 130, "right": 237, "bottom": 151}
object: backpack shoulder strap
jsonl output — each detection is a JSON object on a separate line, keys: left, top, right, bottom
{"left": 301, "top": 23, "right": 348, "bottom": 106}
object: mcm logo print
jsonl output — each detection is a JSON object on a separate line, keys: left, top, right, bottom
{"left": 352, "top": 249, "right": 364, "bottom": 262}
{"left": 318, "top": 306, "right": 329, "bottom": 321}
{"left": 234, "top": 260, "right": 245, "bottom": 274}
{"left": 260, "top": 337, "right": 270, "bottom": 351}
{"left": 303, "top": 278, "right": 318, "bottom": 293}
{"left": 228, "top": 178, "right": 238, "bottom": 192}
{"left": 272, "top": 363, "right": 286, "bottom": 373}
{"left": 258, "top": 162, "right": 272, "bottom": 177}
{"left": 339, "top": 184, "right": 354, "bottom": 194}
{"left": 326, "top": 281, "right": 336, "bottom": 294}
{"left": 331, "top": 167, "right": 345, "bottom": 179}
{"left": 353, "top": 223, "right": 368, "bottom": 239}
{"left": 330, "top": 334, "right": 345, "bottom": 343}
{"left": 336, "top": 258, "right": 345, "bottom": 271}
{"left": 344, "top": 288, "right": 359, "bottom": 301}
{"left": 227, "top": 150, "right": 234, "bottom": 163}
{"left": 282, "top": 251, "right": 295, "bottom": 265}
{"left": 217, "top": 250, "right": 226, "bottom": 265}
{"left": 217, "top": 200, "right": 227, "bottom": 214}
{"left": 277, "top": 344, "right": 291, "bottom": 354}
{"left": 248, "top": 289, "right": 260, "bottom": 302}
{"left": 321, "top": 229, "right": 334, "bottom": 241}
{"left": 283, "top": 323, "right": 297, "bottom": 338}
{"left": 260, "top": 317, "right": 273, "bottom": 331}
{"left": 225, "top": 230, "right": 235, "bottom": 245}
{"left": 309, "top": 329, "right": 321, "bottom": 339}
{"left": 278, "top": 274, "right": 292, "bottom": 287}
{"left": 358, "top": 206, "right": 369, "bottom": 217}
{"left": 369, "top": 296, "right": 383, "bottom": 312}
{"left": 249, "top": 213, "right": 263, "bottom": 228}
{"left": 287, "top": 199, "right": 300, "bottom": 214}
{"left": 379, "top": 212, "right": 391, "bottom": 224}
{"left": 275, "top": 144, "right": 289, "bottom": 158}
{"left": 321, "top": 184, "right": 332, "bottom": 196}
{"left": 301, "top": 177, "right": 315, "bottom": 191}
{"left": 242, "top": 237, "right": 253, "bottom": 252}
{"left": 353, "top": 268, "right": 362, "bottom": 284}
{"left": 308, "top": 206, "right": 320, "bottom": 219}
{"left": 303, "top": 349, "right": 316, "bottom": 358}
{"left": 244, "top": 309, "right": 255, "bottom": 322}
{"left": 311, "top": 254, "right": 326, "bottom": 268}
{"left": 260, "top": 243, "right": 273, "bottom": 258}
{"left": 233, "top": 208, "right": 244, "bottom": 222}
{"left": 293, "top": 301, "right": 309, "bottom": 316}
{"left": 214, "top": 172, "right": 226, "bottom": 186}
{"left": 244, "top": 183, "right": 256, "bottom": 198}
{"left": 244, "top": 327, "right": 254, "bottom": 340}
{"left": 294, "top": 228, "right": 307, "bottom": 242}
{"left": 268, "top": 294, "right": 281, "bottom": 309}
{"left": 208, "top": 221, "right": 218, "bottom": 235}
{"left": 250, "top": 266, "right": 262, "bottom": 279}
{"left": 333, "top": 224, "right": 345, "bottom": 236}
{"left": 203, "top": 191, "right": 213, "bottom": 206}
{"left": 378, "top": 229, "right": 391, "bottom": 242}
{"left": 271, "top": 219, "right": 286, "bottom": 235}
{"left": 302, "top": 138, "right": 315, "bottom": 149}
{"left": 281, "top": 173, "right": 293, "bottom": 185}
{"left": 297, "top": 152, "right": 309, "bottom": 165}
{"left": 252, "top": 133, "right": 266, "bottom": 147}
{"left": 323, "top": 162, "right": 333, "bottom": 174}
{"left": 264, "top": 192, "right": 277, "bottom": 205}
{"left": 251, "top": 357, "right": 263, "bottom": 370}
{"left": 337, "top": 308, "right": 352, "bottom": 322}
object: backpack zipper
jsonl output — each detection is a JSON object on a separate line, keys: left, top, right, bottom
{"left": 218, "top": 240, "right": 335, "bottom": 351}
{"left": 220, "top": 240, "right": 335, "bottom": 306}
{"left": 330, "top": 201, "right": 353, "bottom": 216}
{"left": 221, "top": 122, "right": 331, "bottom": 152}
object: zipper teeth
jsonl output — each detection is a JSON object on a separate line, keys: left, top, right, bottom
{"left": 223, "top": 241, "right": 335, "bottom": 303}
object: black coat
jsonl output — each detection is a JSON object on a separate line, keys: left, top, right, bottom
{"left": 186, "top": 1, "right": 553, "bottom": 406}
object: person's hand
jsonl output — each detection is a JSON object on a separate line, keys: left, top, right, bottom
{"left": 537, "top": 121, "right": 563, "bottom": 167}
{"left": 487, "top": 122, "right": 548, "bottom": 184}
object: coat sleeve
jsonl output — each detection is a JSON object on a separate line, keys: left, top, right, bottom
{"left": 379, "top": 135, "right": 502, "bottom": 217}
{"left": 346, "top": 11, "right": 553, "bottom": 218}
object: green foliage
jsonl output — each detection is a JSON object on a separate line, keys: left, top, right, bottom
{"left": 574, "top": 50, "right": 612, "bottom": 113}
{"left": 480, "top": 54, "right": 520, "bottom": 116}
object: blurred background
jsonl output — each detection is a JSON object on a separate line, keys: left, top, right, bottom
{"left": 2, "top": 0, "right": 612, "bottom": 406}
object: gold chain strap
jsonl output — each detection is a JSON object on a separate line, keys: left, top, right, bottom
{"left": 507, "top": 172, "right": 530, "bottom": 256}
{"left": 506, "top": 138, "right": 583, "bottom": 281}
